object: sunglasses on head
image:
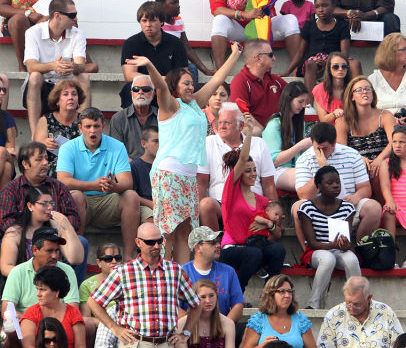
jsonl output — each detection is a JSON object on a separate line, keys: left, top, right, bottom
{"left": 99, "top": 254, "right": 123, "bottom": 262}
{"left": 44, "top": 337, "right": 57, "bottom": 344}
{"left": 258, "top": 52, "right": 274, "bottom": 58}
{"left": 131, "top": 86, "right": 153, "bottom": 93}
{"left": 0, "top": 87, "right": 7, "bottom": 94}
{"left": 59, "top": 11, "right": 77, "bottom": 19}
{"left": 138, "top": 237, "right": 164, "bottom": 246}
{"left": 331, "top": 64, "right": 349, "bottom": 70}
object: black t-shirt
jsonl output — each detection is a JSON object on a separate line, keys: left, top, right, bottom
{"left": 121, "top": 30, "right": 188, "bottom": 75}
{"left": 131, "top": 158, "right": 152, "bottom": 200}
{"left": 301, "top": 18, "right": 350, "bottom": 58}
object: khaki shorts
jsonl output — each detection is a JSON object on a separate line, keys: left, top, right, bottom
{"left": 119, "top": 341, "right": 170, "bottom": 348}
{"left": 352, "top": 198, "right": 370, "bottom": 227}
{"left": 140, "top": 206, "right": 153, "bottom": 223}
{"left": 85, "top": 193, "right": 122, "bottom": 228}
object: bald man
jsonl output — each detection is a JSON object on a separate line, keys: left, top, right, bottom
{"left": 88, "top": 223, "right": 202, "bottom": 348}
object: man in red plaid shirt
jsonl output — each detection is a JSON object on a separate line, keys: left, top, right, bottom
{"left": 88, "top": 222, "right": 201, "bottom": 348}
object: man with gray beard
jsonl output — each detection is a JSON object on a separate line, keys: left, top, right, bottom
{"left": 108, "top": 75, "right": 158, "bottom": 161}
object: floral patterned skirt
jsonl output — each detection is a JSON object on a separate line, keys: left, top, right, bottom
{"left": 152, "top": 169, "right": 199, "bottom": 235}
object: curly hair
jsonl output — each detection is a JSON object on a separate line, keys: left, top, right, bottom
{"left": 34, "top": 266, "right": 70, "bottom": 299}
{"left": 259, "top": 275, "right": 298, "bottom": 315}
{"left": 47, "top": 79, "right": 85, "bottom": 112}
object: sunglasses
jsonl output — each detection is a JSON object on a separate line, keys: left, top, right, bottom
{"left": 331, "top": 64, "right": 349, "bottom": 70}
{"left": 274, "top": 289, "right": 294, "bottom": 295}
{"left": 99, "top": 254, "right": 123, "bottom": 262}
{"left": 44, "top": 337, "right": 57, "bottom": 344}
{"left": 131, "top": 86, "right": 153, "bottom": 93}
{"left": 138, "top": 237, "right": 164, "bottom": 246}
{"left": 0, "top": 87, "right": 7, "bottom": 94}
{"left": 353, "top": 86, "right": 373, "bottom": 94}
{"left": 59, "top": 11, "right": 77, "bottom": 19}
{"left": 258, "top": 52, "right": 274, "bottom": 58}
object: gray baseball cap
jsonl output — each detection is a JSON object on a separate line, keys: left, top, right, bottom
{"left": 188, "top": 226, "right": 222, "bottom": 251}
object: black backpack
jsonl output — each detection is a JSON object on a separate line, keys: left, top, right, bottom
{"left": 355, "top": 229, "right": 396, "bottom": 270}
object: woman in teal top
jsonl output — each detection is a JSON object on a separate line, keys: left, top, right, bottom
{"left": 241, "top": 275, "right": 316, "bottom": 348}
{"left": 126, "top": 43, "right": 241, "bottom": 264}
{"left": 262, "top": 82, "right": 312, "bottom": 192}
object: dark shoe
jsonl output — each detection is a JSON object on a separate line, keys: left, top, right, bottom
{"left": 243, "top": 302, "right": 253, "bottom": 308}
{"left": 256, "top": 267, "right": 269, "bottom": 279}
{"left": 305, "top": 306, "right": 314, "bottom": 309}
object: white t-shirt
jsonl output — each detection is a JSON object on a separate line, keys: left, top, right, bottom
{"left": 197, "top": 134, "right": 276, "bottom": 201}
{"left": 24, "top": 21, "right": 86, "bottom": 83}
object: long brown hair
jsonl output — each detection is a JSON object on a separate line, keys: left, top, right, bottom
{"left": 190, "top": 279, "right": 224, "bottom": 344}
{"left": 323, "top": 52, "right": 352, "bottom": 107}
{"left": 270, "top": 81, "right": 307, "bottom": 151}
{"left": 343, "top": 76, "right": 377, "bottom": 133}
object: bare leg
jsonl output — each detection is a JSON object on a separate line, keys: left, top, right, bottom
{"left": 73, "top": 73, "right": 91, "bottom": 110}
{"left": 0, "top": 74, "right": 10, "bottom": 110}
{"left": 26, "top": 72, "right": 44, "bottom": 136}
{"left": 163, "top": 232, "right": 174, "bottom": 260}
{"left": 7, "top": 14, "right": 30, "bottom": 72}
{"left": 303, "top": 61, "right": 320, "bottom": 105}
{"left": 119, "top": 190, "right": 140, "bottom": 262}
{"left": 356, "top": 200, "right": 381, "bottom": 242}
{"left": 275, "top": 168, "right": 296, "bottom": 192}
{"left": 292, "top": 200, "right": 306, "bottom": 251}
{"left": 70, "top": 190, "right": 87, "bottom": 235}
{"left": 83, "top": 317, "right": 96, "bottom": 348}
{"left": 211, "top": 35, "right": 228, "bottom": 70}
{"left": 382, "top": 211, "right": 397, "bottom": 239}
{"left": 199, "top": 198, "right": 221, "bottom": 231}
{"left": 284, "top": 33, "right": 301, "bottom": 61}
{"left": 349, "top": 59, "right": 362, "bottom": 77}
{"left": 173, "top": 218, "right": 192, "bottom": 264}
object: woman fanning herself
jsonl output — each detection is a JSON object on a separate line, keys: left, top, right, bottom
{"left": 312, "top": 52, "right": 352, "bottom": 123}
{"left": 241, "top": 275, "right": 316, "bottom": 348}
{"left": 262, "top": 82, "right": 311, "bottom": 191}
{"left": 298, "top": 166, "right": 361, "bottom": 309}
{"left": 380, "top": 125, "right": 406, "bottom": 240}
{"left": 21, "top": 266, "right": 85, "bottom": 348}
{"left": 0, "top": 186, "right": 84, "bottom": 277}
{"left": 203, "top": 82, "right": 230, "bottom": 135}
{"left": 336, "top": 76, "right": 395, "bottom": 199}
{"left": 34, "top": 80, "right": 85, "bottom": 178}
{"left": 219, "top": 113, "right": 285, "bottom": 293}
{"left": 126, "top": 42, "right": 241, "bottom": 264}
{"left": 35, "top": 317, "right": 68, "bottom": 348}
{"left": 176, "top": 279, "right": 235, "bottom": 348}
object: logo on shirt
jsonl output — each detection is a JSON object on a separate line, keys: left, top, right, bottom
{"left": 270, "top": 85, "right": 278, "bottom": 93}
{"left": 168, "top": 54, "right": 173, "bottom": 60}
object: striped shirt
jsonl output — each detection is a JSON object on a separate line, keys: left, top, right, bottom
{"left": 295, "top": 144, "right": 369, "bottom": 196}
{"left": 162, "top": 16, "right": 185, "bottom": 39}
{"left": 91, "top": 256, "right": 200, "bottom": 337}
{"left": 298, "top": 200, "right": 355, "bottom": 242}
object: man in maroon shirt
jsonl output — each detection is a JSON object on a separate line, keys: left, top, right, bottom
{"left": 230, "top": 39, "right": 287, "bottom": 135}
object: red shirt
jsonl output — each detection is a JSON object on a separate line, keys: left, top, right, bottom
{"left": 230, "top": 66, "right": 287, "bottom": 127}
{"left": 209, "top": 0, "right": 250, "bottom": 26}
{"left": 21, "top": 304, "right": 84, "bottom": 348}
{"left": 247, "top": 210, "right": 271, "bottom": 238}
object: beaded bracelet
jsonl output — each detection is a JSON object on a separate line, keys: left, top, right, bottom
{"left": 346, "top": 9, "right": 352, "bottom": 18}
{"left": 235, "top": 10, "right": 240, "bottom": 20}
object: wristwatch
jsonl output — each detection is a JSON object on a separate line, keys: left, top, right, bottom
{"left": 182, "top": 330, "right": 191, "bottom": 338}
{"left": 25, "top": 9, "right": 32, "bottom": 18}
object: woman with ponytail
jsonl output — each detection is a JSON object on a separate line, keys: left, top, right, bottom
{"left": 219, "top": 113, "right": 285, "bottom": 293}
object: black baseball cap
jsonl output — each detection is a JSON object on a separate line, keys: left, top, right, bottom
{"left": 32, "top": 227, "right": 66, "bottom": 246}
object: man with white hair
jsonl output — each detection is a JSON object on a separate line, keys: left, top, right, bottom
{"left": 230, "top": 39, "right": 287, "bottom": 135}
{"left": 197, "top": 102, "right": 278, "bottom": 231}
{"left": 318, "top": 276, "right": 403, "bottom": 348}
{"left": 108, "top": 74, "right": 158, "bottom": 161}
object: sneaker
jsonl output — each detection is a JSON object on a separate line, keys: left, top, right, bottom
{"left": 305, "top": 306, "right": 314, "bottom": 309}
{"left": 401, "top": 260, "right": 406, "bottom": 268}
{"left": 243, "top": 302, "right": 253, "bottom": 308}
{"left": 256, "top": 268, "right": 269, "bottom": 279}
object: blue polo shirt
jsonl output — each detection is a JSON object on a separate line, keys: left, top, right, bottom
{"left": 181, "top": 261, "right": 244, "bottom": 315}
{"left": 56, "top": 134, "right": 130, "bottom": 195}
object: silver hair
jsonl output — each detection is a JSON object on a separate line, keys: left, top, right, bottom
{"left": 131, "top": 75, "right": 155, "bottom": 90}
{"left": 218, "top": 102, "right": 245, "bottom": 124}
{"left": 343, "top": 276, "right": 371, "bottom": 298}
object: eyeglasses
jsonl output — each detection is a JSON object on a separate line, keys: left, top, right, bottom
{"left": 274, "top": 289, "right": 294, "bottom": 295}
{"left": 331, "top": 64, "right": 349, "bottom": 70}
{"left": 58, "top": 11, "right": 77, "bottom": 19}
{"left": 99, "top": 254, "right": 123, "bottom": 262}
{"left": 138, "top": 237, "right": 164, "bottom": 246}
{"left": 258, "top": 52, "right": 274, "bottom": 58}
{"left": 0, "top": 87, "right": 7, "bottom": 94}
{"left": 35, "top": 200, "right": 55, "bottom": 207}
{"left": 131, "top": 86, "right": 153, "bottom": 93}
{"left": 353, "top": 86, "right": 373, "bottom": 94}
{"left": 44, "top": 336, "right": 57, "bottom": 344}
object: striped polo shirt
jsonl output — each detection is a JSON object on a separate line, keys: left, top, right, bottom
{"left": 295, "top": 143, "right": 369, "bottom": 196}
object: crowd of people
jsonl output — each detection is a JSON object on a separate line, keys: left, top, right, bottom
{"left": 0, "top": 0, "right": 405, "bottom": 347}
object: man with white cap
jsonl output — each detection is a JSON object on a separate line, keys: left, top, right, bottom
{"left": 182, "top": 226, "right": 244, "bottom": 322}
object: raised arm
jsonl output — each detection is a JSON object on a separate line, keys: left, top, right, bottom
{"left": 125, "top": 56, "right": 178, "bottom": 121}
{"left": 233, "top": 114, "right": 254, "bottom": 183}
{"left": 193, "top": 42, "right": 242, "bottom": 108}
